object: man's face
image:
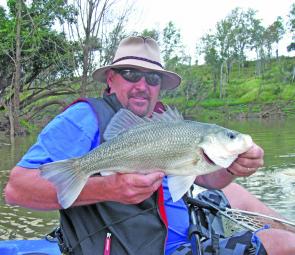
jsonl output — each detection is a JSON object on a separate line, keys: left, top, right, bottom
{"left": 106, "top": 68, "right": 161, "bottom": 117}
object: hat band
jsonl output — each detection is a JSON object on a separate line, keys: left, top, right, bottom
{"left": 112, "top": 56, "right": 163, "bottom": 68}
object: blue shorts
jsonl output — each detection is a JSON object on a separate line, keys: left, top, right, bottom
{"left": 172, "top": 190, "right": 267, "bottom": 255}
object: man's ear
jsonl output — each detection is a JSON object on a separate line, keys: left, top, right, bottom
{"left": 106, "top": 69, "right": 114, "bottom": 86}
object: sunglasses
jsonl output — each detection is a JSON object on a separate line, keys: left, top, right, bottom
{"left": 112, "top": 68, "right": 162, "bottom": 86}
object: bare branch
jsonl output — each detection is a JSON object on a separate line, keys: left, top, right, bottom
{"left": 24, "top": 99, "right": 68, "bottom": 121}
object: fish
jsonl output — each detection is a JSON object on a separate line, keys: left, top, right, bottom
{"left": 39, "top": 107, "right": 253, "bottom": 209}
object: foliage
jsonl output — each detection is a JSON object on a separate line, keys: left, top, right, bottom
{"left": 287, "top": 3, "right": 295, "bottom": 51}
{"left": 198, "top": 8, "right": 266, "bottom": 98}
{"left": 0, "top": 2, "right": 295, "bottom": 134}
{"left": 0, "top": 0, "right": 78, "bottom": 93}
{"left": 0, "top": 0, "right": 135, "bottom": 135}
{"left": 140, "top": 29, "right": 160, "bottom": 42}
{"left": 264, "top": 16, "right": 285, "bottom": 58}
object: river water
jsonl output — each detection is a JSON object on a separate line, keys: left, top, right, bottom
{"left": 0, "top": 118, "right": 294, "bottom": 240}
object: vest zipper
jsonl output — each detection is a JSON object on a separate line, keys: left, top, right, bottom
{"left": 156, "top": 187, "right": 168, "bottom": 255}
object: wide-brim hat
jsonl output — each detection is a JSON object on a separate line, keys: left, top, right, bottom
{"left": 92, "top": 36, "right": 181, "bottom": 90}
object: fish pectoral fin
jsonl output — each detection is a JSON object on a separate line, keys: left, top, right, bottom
{"left": 100, "top": 167, "right": 132, "bottom": 176}
{"left": 167, "top": 175, "right": 196, "bottom": 202}
{"left": 171, "top": 154, "right": 199, "bottom": 173}
{"left": 100, "top": 170, "right": 115, "bottom": 176}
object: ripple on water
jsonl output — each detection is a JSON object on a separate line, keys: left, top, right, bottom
{"left": 237, "top": 167, "right": 295, "bottom": 221}
{"left": 0, "top": 204, "right": 59, "bottom": 240}
{"left": 279, "top": 153, "right": 295, "bottom": 158}
{"left": 1, "top": 123, "right": 295, "bottom": 239}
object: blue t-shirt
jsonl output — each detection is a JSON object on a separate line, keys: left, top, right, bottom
{"left": 17, "top": 102, "right": 190, "bottom": 254}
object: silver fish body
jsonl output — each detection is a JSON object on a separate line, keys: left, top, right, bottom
{"left": 40, "top": 107, "right": 253, "bottom": 208}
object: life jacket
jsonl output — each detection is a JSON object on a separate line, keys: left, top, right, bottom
{"left": 58, "top": 93, "right": 168, "bottom": 255}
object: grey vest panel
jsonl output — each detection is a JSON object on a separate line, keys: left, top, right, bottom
{"left": 59, "top": 94, "right": 167, "bottom": 255}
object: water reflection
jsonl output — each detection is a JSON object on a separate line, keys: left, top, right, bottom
{"left": 0, "top": 204, "right": 58, "bottom": 239}
{"left": 220, "top": 118, "right": 295, "bottom": 220}
{"left": 237, "top": 166, "right": 295, "bottom": 221}
{"left": 0, "top": 117, "right": 294, "bottom": 240}
{"left": 0, "top": 135, "right": 59, "bottom": 240}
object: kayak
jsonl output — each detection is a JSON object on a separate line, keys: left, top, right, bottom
{"left": 0, "top": 238, "right": 61, "bottom": 255}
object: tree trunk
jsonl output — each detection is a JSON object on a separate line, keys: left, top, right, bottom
{"left": 8, "top": 101, "right": 15, "bottom": 144}
{"left": 213, "top": 72, "right": 217, "bottom": 94}
{"left": 80, "top": 45, "right": 89, "bottom": 97}
{"left": 255, "top": 50, "right": 261, "bottom": 76}
{"left": 13, "top": 0, "right": 22, "bottom": 136}
{"left": 1, "top": 95, "right": 15, "bottom": 144}
{"left": 79, "top": 0, "right": 94, "bottom": 97}
{"left": 219, "top": 62, "right": 224, "bottom": 98}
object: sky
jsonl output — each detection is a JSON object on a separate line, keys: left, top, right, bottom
{"left": 0, "top": 0, "right": 294, "bottom": 60}
{"left": 130, "top": 0, "right": 294, "bottom": 60}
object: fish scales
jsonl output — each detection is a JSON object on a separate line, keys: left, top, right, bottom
{"left": 39, "top": 107, "right": 253, "bottom": 208}
{"left": 79, "top": 121, "right": 202, "bottom": 175}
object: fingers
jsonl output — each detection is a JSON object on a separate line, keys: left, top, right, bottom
{"left": 239, "top": 144, "right": 264, "bottom": 160}
{"left": 227, "top": 162, "right": 258, "bottom": 177}
{"left": 227, "top": 143, "right": 264, "bottom": 177}
{"left": 110, "top": 172, "right": 164, "bottom": 204}
{"left": 232, "top": 156, "right": 264, "bottom": 170}
{"left": 131, "top": 171, "right": 164, "bottom": 188}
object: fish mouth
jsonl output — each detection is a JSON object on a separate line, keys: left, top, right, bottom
{"left": 201, "top": 149, "right": 216, "bottom": 165}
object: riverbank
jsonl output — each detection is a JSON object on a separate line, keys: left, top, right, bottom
{"left": 1, "top": 100, "right": 295, "bottom": 137}
{"left": 162, "top": 99, "right": 295, "bottom": 122}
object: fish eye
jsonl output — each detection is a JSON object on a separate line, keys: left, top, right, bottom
{"left": 227, "top": 132, "right": 236, "bottom": 140}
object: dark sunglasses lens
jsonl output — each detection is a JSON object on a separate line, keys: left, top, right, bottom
{"left": 120, "top": 70, "right": 142, "bottom": 83}
{"left": 145, "top": 73, "right": 161, "bottom": 86}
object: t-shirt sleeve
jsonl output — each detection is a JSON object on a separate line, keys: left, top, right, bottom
{"left": 17, "top": 102, "right": 99, "bottom": 169}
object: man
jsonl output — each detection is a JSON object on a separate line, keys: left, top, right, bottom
{"left": 4, "top": 36, "right": 295, "bottom": 255}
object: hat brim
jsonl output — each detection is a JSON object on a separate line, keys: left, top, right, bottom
{"left": 92, "top": 60, "right": 181, "bottom": 90}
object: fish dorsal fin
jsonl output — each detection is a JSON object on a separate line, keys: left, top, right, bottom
{"left": 151, "top": 105, "right": 183, "bottom": 122}
{"left": 103, "top": 106, "right": 183, "bottom": 141}
{"left": 103, "top": 109, "right": 148, "bottom": 141}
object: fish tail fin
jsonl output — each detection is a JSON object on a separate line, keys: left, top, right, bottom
{"left": 168, "top": 175, "right": 196, "bottom": 202}
{"left": 39, "top": 158, "right": 88, "bottom": 209}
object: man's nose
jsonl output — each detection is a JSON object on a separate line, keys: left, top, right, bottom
{"left": 133, "top": 77, "right": 149, "bottom": 90}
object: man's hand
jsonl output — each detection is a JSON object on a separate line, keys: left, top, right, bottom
{"left": 227, "top": 143, "right": 264, "bottom": 177}
{"left": 104, "top": 171, "right": 164, "bottom": 204}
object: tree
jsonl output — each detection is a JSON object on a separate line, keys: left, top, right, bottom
{"left": 198, "top": 8, "right": 264, "bottom": 96}
{"left": 140, "top": 29, "right": 160, "bottom": 42}
{"left": 162, "top": 21, "right": 184, "bottom": 68}
{"left": 264, "top": 16, "right": 285, "bottom": 59}
{"left": 227, "top": 8, "right": 257, "bottom": 72}
{"left": 249, "top": 17, "right": 266, "bottom": 76}
{"left": 66, "top": 0, "right": 134, "bottom": 97}
{"left": 287, "top": 3, "right": 295, "bottom": 81}
{"left": 199, "top": 33, "right": 220, "bottom": 94}
{"left": 287, "top": 3, "right": 295, "bottom": 52}
{"left": 0, "top": 0, "right": 78, "bottom": 137}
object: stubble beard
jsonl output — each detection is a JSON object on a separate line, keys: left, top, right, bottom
{"left": 126, "top": 91, "right": 152, "bottom": 117}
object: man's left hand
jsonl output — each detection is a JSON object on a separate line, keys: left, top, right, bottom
{"left": 227, "top": 143, "right": 264, "bottom": 177}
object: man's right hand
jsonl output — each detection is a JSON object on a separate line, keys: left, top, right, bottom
{"left": 103, "top": 171, "right": 165, "bottom": 204}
